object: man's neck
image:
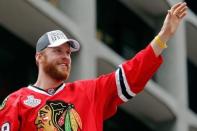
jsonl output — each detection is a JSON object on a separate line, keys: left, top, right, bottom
{"left": 34, "top": 73, "right": 64, "bottom": 90}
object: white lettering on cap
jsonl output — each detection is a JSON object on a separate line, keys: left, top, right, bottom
{"left": 47, "top": 30, "right": 67, "bottom": 45}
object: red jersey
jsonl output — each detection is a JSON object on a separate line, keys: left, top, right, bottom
{"left": 0, "top": 45, "right": 163, "bottom": 131}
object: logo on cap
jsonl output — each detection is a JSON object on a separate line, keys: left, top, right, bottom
{"left": 47, "top": 30, "right": 67, "bottom": 45}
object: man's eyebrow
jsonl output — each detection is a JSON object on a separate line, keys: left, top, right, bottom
{"left": 40, "top": 110, "right": 48, "bottom": 114}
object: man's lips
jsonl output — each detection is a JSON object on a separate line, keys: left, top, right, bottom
{"left": 58, "top": 63, "right": 70, "bottom": 69}
{"left": 60, "top": 63, "right": 67, "bottom": 66}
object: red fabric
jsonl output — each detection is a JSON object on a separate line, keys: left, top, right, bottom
{"left": 121, "top": 44, "right": 163, "bottom": 94}
{"left": 0, "top": 44, "right": 162, "bottom": 131}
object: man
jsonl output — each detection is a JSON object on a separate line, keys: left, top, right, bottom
{"left": 0, "top": 2, "right": 187, "bottom": 131}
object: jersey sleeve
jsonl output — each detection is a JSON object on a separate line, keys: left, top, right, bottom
{"left": 90, "top": 44, "right": 163, "bottom": 119}
{"left": 0, "top": 93, "right": 21, "bottom": 131}
{"left": 115, "top": 44, "right": 163, "bottom": 101}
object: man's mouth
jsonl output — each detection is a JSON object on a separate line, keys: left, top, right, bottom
{"left": 57, "top": 64, "right": 70, "bottom": 73}
{"left": 59, "top": 63, "right": 69, "bottom": 69}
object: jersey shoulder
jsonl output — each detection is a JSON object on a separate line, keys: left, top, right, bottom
{"left": 68, "top": 79, "right": 98, "bottom": 91}
{"left": 0, "top": 87, "right": 28, "bottom": 111}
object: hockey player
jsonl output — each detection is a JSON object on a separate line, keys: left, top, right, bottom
{"left": 0, "top": 2, "right": 187, "bottom": 131}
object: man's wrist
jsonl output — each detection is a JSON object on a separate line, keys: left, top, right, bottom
{"left": 158, "top": 31, "right": 170, "bottom": 43}
{"left": 154, "top": 36, "right": 168, "bottom": 49}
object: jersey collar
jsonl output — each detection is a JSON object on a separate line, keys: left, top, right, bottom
{"left": 27, "top": 83, "right": 65, "bottom": 96}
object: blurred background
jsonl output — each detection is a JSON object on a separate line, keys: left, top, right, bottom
{"left": 0, "top": 0, "right": 197, "bottom": 130}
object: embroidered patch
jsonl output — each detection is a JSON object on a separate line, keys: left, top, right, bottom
{"left": 0, "top": 95, "right": 9, "bottom": 110}
{"left": 24, "top": 95, "right": 41, "bottom": 107}
{"left": 47, "top": 88, "right": 55, "bottom": 95}
{"left": 35, "top": 101, "right": 82, "bottom": 131}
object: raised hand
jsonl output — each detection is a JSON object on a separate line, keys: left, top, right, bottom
{"left": 151, "top": 2, "right": 188, "bottom": 56}
{"left": 159, "top": 2, "right": 188, "bottom": 41}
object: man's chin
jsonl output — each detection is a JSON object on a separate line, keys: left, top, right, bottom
{"left": 43, "top": 64, "right": 70, "bottom": 81}
{"left": 54, "top": 72, "right": 70, "bottom": 81}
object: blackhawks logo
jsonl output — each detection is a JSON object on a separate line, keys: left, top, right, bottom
{"left": 35, "top": 100, "right": 82, "bottom": 131}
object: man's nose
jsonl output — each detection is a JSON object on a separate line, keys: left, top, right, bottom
{"left": 62, "top": 56, "right": 71, "bottom": 63}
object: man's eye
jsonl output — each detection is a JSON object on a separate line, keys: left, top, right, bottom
{"left": 67, "top": 51, "right": 71, "bottom": 55}
{"left": 55, "top": 49, "right": 62, "bottom": 53}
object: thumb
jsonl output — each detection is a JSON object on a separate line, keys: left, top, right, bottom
{"left": 167, "top": 10, "right": 172, "bottom": 17}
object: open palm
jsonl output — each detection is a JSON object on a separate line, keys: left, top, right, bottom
{"left": 160, "top": 2, "right": 187, "bottom": 38}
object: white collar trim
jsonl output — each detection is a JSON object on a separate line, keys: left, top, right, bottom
{"left": 27, "top": 83, "right": 65, "bottom": 96}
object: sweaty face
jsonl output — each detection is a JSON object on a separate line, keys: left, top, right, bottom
{"left": 40, "top": 44, "right": 71, "bottom": 81}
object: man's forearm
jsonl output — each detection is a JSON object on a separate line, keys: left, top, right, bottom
{"left": 150, "top": 31, "right": 169, "bottom": 57}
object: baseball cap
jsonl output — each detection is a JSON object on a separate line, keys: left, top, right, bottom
{"left": 36, "top": 30, "right": 80, "bottom": 52}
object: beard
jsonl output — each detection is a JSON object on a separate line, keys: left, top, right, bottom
{"left": 42, "top": 56, "right": 71, "bottom": 81}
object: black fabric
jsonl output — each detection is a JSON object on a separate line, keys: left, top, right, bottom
{"left": 118, "top": 68, "right": 133, "bottom": 99}
{"left": 30, "top": 83, "right": 64, "bottom": 95}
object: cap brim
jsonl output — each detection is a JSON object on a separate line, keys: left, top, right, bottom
{"left": 48, "top": 39, "right": 80, "bottom": 52}
{"left": 66, "top": 39, "right": 80, "bottom": 52}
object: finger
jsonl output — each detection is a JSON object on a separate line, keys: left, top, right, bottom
{"left": 167, "top": 10, "right": 172, "bottom": 16}
{"left": 171, "top": 2, "right": 182, "bottom": 11}
{"left": 173, "top": 3, "right": 187, "bottom": 15}
{"left": 177, "top": 8, "right": 187, "bottom": 16}
{"left": 175, "top": 6, "right": 187, "bottom": 17}
{"left": 167, "top": 9, "right": 174, "bottom": 19}
{"left": 174, "top": 5, "right": 187, "bottom": 19}
{"left": 179, "top": 11, "right": 187, "bottom": 19}
{"left": 179, "top": 6, "right": 188, "bottom": 14}
{"left": 178, "top": 9, "right": 187, "bottom": 19}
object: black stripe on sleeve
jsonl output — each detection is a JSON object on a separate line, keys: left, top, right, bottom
{"left": 119, "top": 67, "right": 133, "bottom": 99}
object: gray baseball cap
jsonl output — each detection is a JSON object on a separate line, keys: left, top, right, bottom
{"left": 36, "top": 30, "right": 80, "bottom": 52}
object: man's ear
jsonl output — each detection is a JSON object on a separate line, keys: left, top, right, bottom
{"left": 35, "top": 52, "right": 44, "bottom": 65}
